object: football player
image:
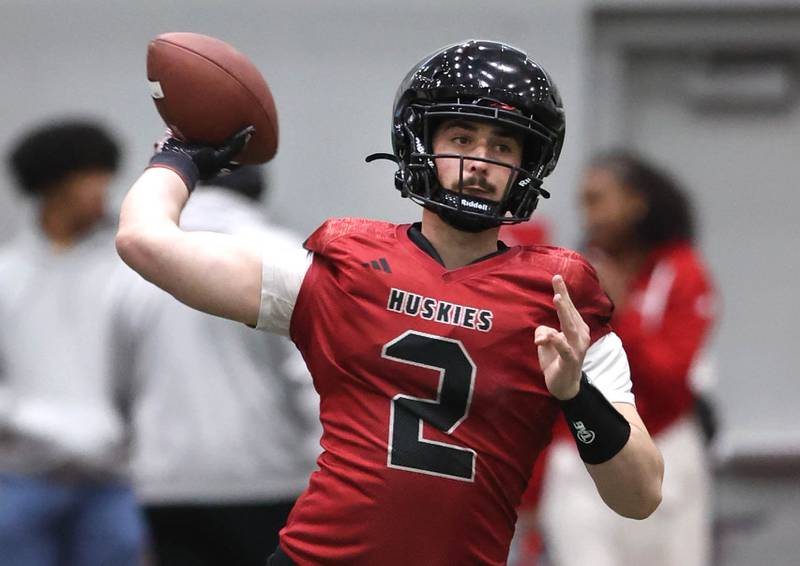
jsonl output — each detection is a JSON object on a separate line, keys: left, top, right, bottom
{"left": 117, "top": 40, "right": 663, "bottom": 566}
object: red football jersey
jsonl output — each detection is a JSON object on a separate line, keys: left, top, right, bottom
{"left": 282, "top": 219, "right": 612, "bottom": 565}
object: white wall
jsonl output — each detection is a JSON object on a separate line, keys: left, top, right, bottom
{"left": 0, "top": 0, "right": 590, "bottom": 242}
{"left": 0, "top": 0, "right": 773, "bottom": 238}
{"left": 2, "top": 0, "right": 794, "bottom": 451}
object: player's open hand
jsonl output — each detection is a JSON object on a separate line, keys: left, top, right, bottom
{"left": 535, "top": 274, "right": 591, "bottom": 400}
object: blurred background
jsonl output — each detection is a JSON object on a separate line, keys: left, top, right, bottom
{"left": 1, "top": 1, "right": 798, "bottom": 564}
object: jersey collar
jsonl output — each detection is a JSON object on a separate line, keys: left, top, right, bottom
{"left": 406, "top": 222, "right": 510, "bottom": 268}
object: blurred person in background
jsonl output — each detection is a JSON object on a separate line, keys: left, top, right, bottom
{"left": 0, "top": 120, "right": 145, "bottom": 565}
{"left": 540, "top": 151, "right": 718, "bottom": 566}
{"left": 119, "top": 166, "right": 320, "bottom": 566}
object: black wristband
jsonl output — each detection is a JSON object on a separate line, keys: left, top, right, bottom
{"left": 148, "top": 151, "right": 200, "bottom": 193}
{"left": 559, "top": 373, "right": 631, "bottom": 465}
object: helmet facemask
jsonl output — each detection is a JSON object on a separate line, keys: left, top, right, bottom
{"left": 394, "top": 99, "right": 554, "bottom": 232}
{"left": 369, "top": 39, "right": 565, "bottom": 233}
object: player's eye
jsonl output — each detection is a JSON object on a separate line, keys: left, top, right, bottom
{"left": 493, "top": 136, "right": 522, "bottom": 154}
{"left": 452, "top": 135, "right": 472, "bottom": 146}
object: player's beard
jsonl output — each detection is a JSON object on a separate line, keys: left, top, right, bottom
{"left": 454, "top": 175, "right": 500, "bottom": 199}
{"left": 432, "top": 175, "right": 507, "bottom": 233}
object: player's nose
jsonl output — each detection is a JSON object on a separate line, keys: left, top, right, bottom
{"left": 465, "top": 143, "right": 490, "bottom": 171}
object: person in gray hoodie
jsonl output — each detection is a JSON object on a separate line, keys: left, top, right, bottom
{"left": 121, "top": 166, "right": 320, "bottom": 566}
{"left": 0, "top": 119, "right": 144, "bottom": 566}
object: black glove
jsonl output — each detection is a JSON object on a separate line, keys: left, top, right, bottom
{"left": 148, "top": 126, "right": 255, "bottom": 192}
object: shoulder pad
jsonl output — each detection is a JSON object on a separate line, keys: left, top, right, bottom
{"left": 518, "top": 244, "right": 593, "bottom": 275}
{"left": 303, "top": 217, "right": 397, "bottom": 253}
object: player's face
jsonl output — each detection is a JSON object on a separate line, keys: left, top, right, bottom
{"left": 51, "top": 170, "right": 112, "bottom": 233}
{"left": 431, "top": 119, "right": 524, "bottom": 201}
{"left": 579, "top": 167, "right": 647, "bottom": 253}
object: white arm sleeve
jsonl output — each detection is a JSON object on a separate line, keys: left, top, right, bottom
{"left": 581, "top": 332, "right": 635, "bottom": 405}
{"left": 256, "top": 246, "right": 313, "bottom": 335}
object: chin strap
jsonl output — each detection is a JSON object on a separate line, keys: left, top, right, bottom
{"left": 365, "top": 151, "right": 550, "bottom": 227}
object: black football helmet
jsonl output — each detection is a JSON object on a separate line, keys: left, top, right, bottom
{"left": 371, "top": 39, "right": 565, "bottom": 232}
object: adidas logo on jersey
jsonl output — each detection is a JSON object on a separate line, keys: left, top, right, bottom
{"left": 386, "top": 287, "right": 493, "bottom": 332}
{"left": 362, "top": 258, "right": 392, "bottom": 273}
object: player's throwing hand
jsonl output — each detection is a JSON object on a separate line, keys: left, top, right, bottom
{"left": 535, "top": 274, "right": 591, "bottom": 400}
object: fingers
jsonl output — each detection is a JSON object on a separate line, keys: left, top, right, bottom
{"left": 534, "top": 326, "right": 576, "bottom": 361}
{"left": 534, "top": 324, "right": 556, "bottom": 344}
{"left": 552, "top": 274, "right": 589, "bottom": 349}
{"left": 552, "top": 274, "right": 577, "bottom": 312}
{"left": 232, "top": 125, "right": 256, "bottom": 146}
{"left": 233, "top": 125, "right": 256, "bottom": 146}
{"left": 221, "top": 125, "right": 256, "bottom": 162}
{"left": 552, "top": 274, "right": 578, "bottom": 337}
{"left": 154, "top": 128, "right": 176, "bottom": 153}
{"left": 552, "top": 273, "right": 566, "bottom": 295}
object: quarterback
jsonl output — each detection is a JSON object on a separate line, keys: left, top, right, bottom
{"left": 117, "top": 40, "right": 663, "bottom": 565}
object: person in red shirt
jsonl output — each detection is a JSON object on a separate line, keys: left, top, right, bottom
{"left": 115, "top": 41, "right": 663, "bottom": 565}
{"left": 540, "top": 151, "right": 717, "bottom": 566}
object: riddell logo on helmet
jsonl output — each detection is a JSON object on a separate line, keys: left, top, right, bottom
{"left": 460, "top": 198, "right": 490, "bottom": 211}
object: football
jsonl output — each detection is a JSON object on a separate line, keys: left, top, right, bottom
{"left": 146, "top": 32, "right": 278, "bottom": 164}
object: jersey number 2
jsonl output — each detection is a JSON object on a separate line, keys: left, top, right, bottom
{"left": 382, "top": 331, "right": 476, "bottom": 482}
